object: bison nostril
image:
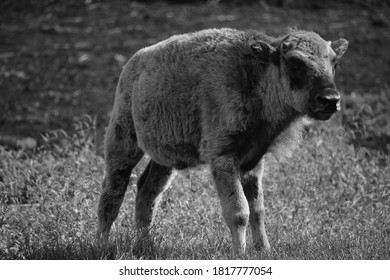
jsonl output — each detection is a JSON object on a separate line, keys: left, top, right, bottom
{"left": 315, "top": 95, "right": 340, "bottom": 111}
{"left": 317, "top": 95, "right": 339, "bottom": 104}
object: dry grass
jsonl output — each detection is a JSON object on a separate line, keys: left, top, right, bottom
{"left": 1, "top": 92, "right": 389, "bottom": 259}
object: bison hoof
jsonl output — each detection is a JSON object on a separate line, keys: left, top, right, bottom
{"left": 254, "top": 242, "right": 271, "bottom": 252}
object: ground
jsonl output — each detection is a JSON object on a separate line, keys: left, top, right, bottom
{"left": 0, "top": 1, "right": 389, "bottom": 259}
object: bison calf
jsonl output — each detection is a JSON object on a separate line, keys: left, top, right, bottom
{"left": 97, "top": 28, "right": 348, "bottom": 256}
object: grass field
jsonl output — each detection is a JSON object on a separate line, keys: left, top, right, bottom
{"left": 0, "top": 1, "right": 389, "bottom": 259}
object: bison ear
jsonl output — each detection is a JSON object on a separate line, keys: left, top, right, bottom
{"left": 331, "top": 38, "right": 349, "bottom": 58}
{"left": 250, "top": 41, "right": 277, "bottom": 63}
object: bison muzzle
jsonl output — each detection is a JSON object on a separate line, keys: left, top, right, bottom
{"left": 96, "top": 28, "right": 348, "bottom": 256}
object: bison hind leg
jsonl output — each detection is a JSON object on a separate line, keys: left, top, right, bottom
{"left": 135, "top": 160, "right": 176, "bottom": 230}
{"left": 97, "top": 118, "right": 144, "bottom": 242}
{"left": 132, "top": 160, "right": 176, "bottom": 257}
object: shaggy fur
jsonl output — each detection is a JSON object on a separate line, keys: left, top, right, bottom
{"left": 97, "top": 28, "right": 348, "bottom": 256}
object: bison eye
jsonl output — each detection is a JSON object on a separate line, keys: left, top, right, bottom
{"left": 286, "top": 57, "right": 308, "bottom": 90}
{"left": 287, "top": 57, "right": 306, "bottom": 72}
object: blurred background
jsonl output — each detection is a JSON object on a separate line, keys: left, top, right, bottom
{"left": 0, "top": 0, "right": 389, "bottom": 151}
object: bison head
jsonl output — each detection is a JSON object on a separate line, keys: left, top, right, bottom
{"left": 280, "top": 31, "right": 348, "bottom": 120}
{"left": 252, "top": 31, "right": 348, "bottom": 121}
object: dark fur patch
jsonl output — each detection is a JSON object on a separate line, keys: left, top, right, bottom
{"left": 286, "top": 56, "right": 309, "bottom": 90}
{"left": 234, "top": 215, "right": 248, "bottom": 228}
{"left": 173, "top": 161, "right": 189, "bottom": 170}
{"left": 217, "top": 112, "right": 300, "bottom": 172}
{"left": 103, "top": 202, "right": 114, "bottom": 219}
{"left": 114, "top": 122, "right": 124, "bottom": 140}
{"left": 113, "top": 170, "right": 131, "bottom": 192}
{"left": 242, "top": 174, "right": 258, "bottom": 200}
{"left": 117, "top": 168, "right": 131, "bottom": 177}
{"left": 162, "top": 143, "right": 200, "bottom": 169}
{"left": 216, "top": 121, "right": 271, "bottom": 172}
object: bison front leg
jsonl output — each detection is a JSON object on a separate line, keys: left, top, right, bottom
{"left": 211, "top": 157, "right": 250, "bottom": 256}
{"left": 241, "top": 158, "right": 270, "bottom": 251}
